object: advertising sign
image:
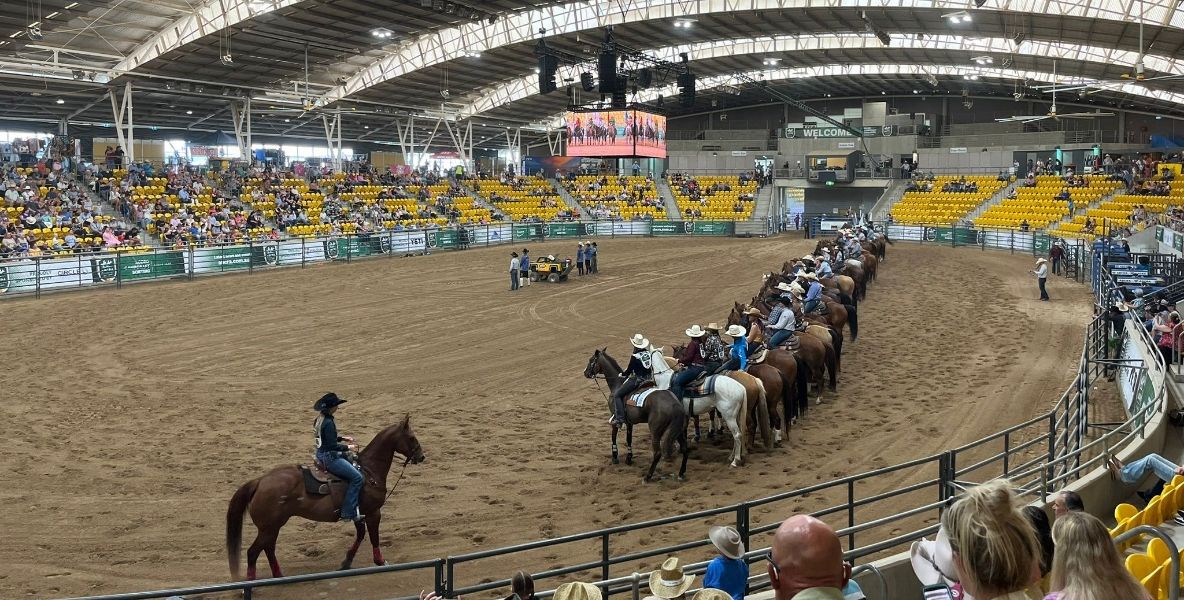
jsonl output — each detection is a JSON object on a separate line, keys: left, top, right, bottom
{"left": 547, "top": 223, "right": 583, "bottom": 238}
{"left": 92, "top": 251, "right": 186, "bottom": 282}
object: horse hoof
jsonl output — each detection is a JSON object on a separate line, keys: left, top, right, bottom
{"left": 625, "top": 456, "right": 634, "bottom": 466}
{"left": 611, "top": 456, "right": 619, "bottom": 464}
{"left": 677, "top": 475, "right": 687, "bottom": 482}
{"left": 815, "top": 398, "right": 823, "bottom": 405}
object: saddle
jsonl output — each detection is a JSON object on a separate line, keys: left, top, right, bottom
{"left": 749, "top": 345, "right": 769, "bottom": 364}
{"left": 299, "top": 460, "right": 349, "bottom": 509}
{"left": 684, "top": 374, "right": 718, "bottom": 398}
{"left": 774, "top": 334, "right": 800, "bottom": 351}
{"left": 626, "top": 382, "right": 658, "bottom": 407}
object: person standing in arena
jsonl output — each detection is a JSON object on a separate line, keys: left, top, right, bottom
{"left": 583, "top": 241, "right": 593, "bottom": 275}
{"left": 509, "top": 251, "right": 521, "bottom": 291}
{"left": 590, "top": 242, "right": 599, "bottom": 274}
{"left": 576, "top": 243, "right": 586, "bottom": 276}
{"left": 519, "top": 248, "right": 531, "bottom": 287}
{"left": 1033, "top": 258, "right": 1050, "bottom": 301}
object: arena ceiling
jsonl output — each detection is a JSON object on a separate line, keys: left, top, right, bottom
{"left": 2, "top": 0, "right": 1184, "bottom": 148}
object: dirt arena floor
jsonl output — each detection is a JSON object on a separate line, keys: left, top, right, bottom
{"left": 0, "top": 237, "right": 1095, "bottom": 599}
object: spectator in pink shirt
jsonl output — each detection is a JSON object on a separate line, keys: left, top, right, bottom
{"left": 101, "top": 226, "right": 121, "bottom": 248}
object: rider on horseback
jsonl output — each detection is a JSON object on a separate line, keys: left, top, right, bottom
{"left": 815, "top": 253, "right": 834, "bottom": 279}
{"left": 313, "top": 393, "right": 365, "bottom": 523}
{"left": 717, "top": 325, "right": 748, "bottom": 373}
{"left": 766, "top": 295, "right": 797, "bottom": 348}
{"left": 702, "top": 323, "right": 728, "bottom": 373}
{"left": 671, "top": 325, "right": 708, "bottom": 404}
{"left": 610, "top": 334, "right": 654, "bottom": 427}
{"left": 801, "top": 272, "right": 824, "bottom": 315}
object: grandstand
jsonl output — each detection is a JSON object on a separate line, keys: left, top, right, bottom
{"left": 975, "top": 175, "right": 1122, "bottom": 230}
{"left": 1050, "top": 181, "right": 1182, "bottom": 239}
{"left": 668, "top": 174, "right": 758, "bottom": 220}
{"left": 468, "top": 176, "right": 577, "bottom": 221}
{"left": 888, "top": 176, "right": 1007, "bottom": 225}
{"left": 561, "top": 175, "right": 666, "bottom": 220}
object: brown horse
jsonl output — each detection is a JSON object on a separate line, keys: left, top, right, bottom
{"left": 584, "top": 349, "right": 690, "bottom": 481}
{"left": 759, "top": 279, "right": 859, "bottom": 342}
{"left": 667, "top": 345, "right": 773, "bottom": 453}
{"left": 747, "top": 362, "right": 796, "bottom": 445}
{"left": 729, "top": 305, "right": 835, "bottom": 398}
{"left": 227, "top": 416, "right": 427, "bottom": 580}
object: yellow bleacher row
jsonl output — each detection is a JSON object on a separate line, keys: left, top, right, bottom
{"left": 891, "top": 176, "right": 1006, "bottom": 225}
{"left": 671, "top": 176, "right": 758, "bottom": 221}
{"left": 1115, "top": 474, "right": 1184, "bottom": 600}
{"left": 470, "top": 177, "right": 564, "bottom": 221}
{"left": 568, "top": 175, "right": 665, "bottom": 220}
{"left": 1050, "top": 183, "right": 1184, "bottom": 240}
{"left": 975, "top": 175, "right": 1123, "bottom": 230}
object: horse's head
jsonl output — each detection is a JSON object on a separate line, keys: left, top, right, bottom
{"left": 393, "top": 415, "right": 426, "bottom": 464}
{"left": 583, "top": 347, "right": 608, "bottom": 379}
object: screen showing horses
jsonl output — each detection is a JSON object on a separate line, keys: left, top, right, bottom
{"left": 564, "top": 109, "right": 667, "bottom": 158}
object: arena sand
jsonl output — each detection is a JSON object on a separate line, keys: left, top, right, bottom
{"left": 0, "top": 237, "right": 1093, "bottom": 599}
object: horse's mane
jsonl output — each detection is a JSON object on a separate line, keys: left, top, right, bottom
{"left": 600, "top": 351, "right": 623, "bottom": 374}
{"left": 360, "top": 415, "right": 409, "bottom": 458}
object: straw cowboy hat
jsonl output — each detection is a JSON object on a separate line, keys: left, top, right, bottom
{"left": 1036, "top": 258, "right": 1047, "bottom": 265}
{"left": 742, "top": 306, "right": 763, "bottom": 317}
{"left": 690, "top": 590, "right": 732, "bottom": 600}
{"left": 630, "top": 333, "right": 651, "bottom": 349}
{"left": 724, "top": 324, "right": 746, "bottom": 338}
{"left": 708, "top": 525, "right": 745, "bottom": 559}
{"left": 705, "top": 323, "right": 722, "bottom": 332}
{"left": 685, "top": 325, "right": 707, "bottom": 338}
{"left": 553, "top": 582, "right": 603, "bottom": 600}
{"left": 801, "top": 254, "right": 814, "bottom": 261}
{"left": 649, "top": 557, "right": 696, "bottom": 599}
{"left": 1115, "top": 301, "right": 1132, "bottom": 313}
{"left": 909, "top": 527, "right": 961, "bottom": 589}
{"left": 776, "top": 282, "right": 795, "bottom": 293}
{"left": 789, "top": 282, "right": 805, "bottom": 296}
{"left": 803, "top": 272, "right": 818, "bottom": 281}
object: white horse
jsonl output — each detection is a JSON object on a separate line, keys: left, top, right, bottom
{"left": 647, "top": 347, "right": 748, "bottom": 467}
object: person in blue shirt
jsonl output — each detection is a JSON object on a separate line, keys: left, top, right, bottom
{"left": 519, "top": 248, "right": 530, "bottom": 287}
{"left": 716, "top": 324, "right": 748, "bottom": 373}
{"left": 576, "top": 243, "right": 586, "bottom": 275}
{"left": 589, "top": 242, "right": 599, "bottom": 274}
{"left": 800, "top": 272, "right": 824, "bottom": 315}
{"left": 704, "top": 525, "right": 748, "bottom": 600}
{"left": 313, "top": 393, "right": 365, "bottom": 522}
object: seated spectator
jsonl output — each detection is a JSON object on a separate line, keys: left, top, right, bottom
{"left": 1020, "top": 219, "right": 1030, "bottom": 232}
{"left": 101, "top": 225, "right": 121, "bottom": 248}
{"left": 1045, "top": 512, "right": 1146, "bottom": 600}
{"left": 647, "top": 557, "right": 695, "bottom": 600}
{"left": 554, "top": 582, "right": 601, "bottom": 600}
{"left": 704, "top": 526, "right": 748, "bottom": 600}
{"left": 505, "top": 571, "right": 535, "bottom": 600}
{"left": 1022, "top": 506, "right": 1054, "bottom": 593}
{"left": 1108, "top": 452, "right": 1184, "bottom": 502}
{"left": 1051, "top": 490, "right": 1084, "bottom": 519}
{"left": 942, "top": 480, "right": 1042, "bottom": 600}
{"left": 767, "top": 515, "right": 852, "bottom": 600}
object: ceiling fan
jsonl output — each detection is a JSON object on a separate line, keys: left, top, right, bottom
{"left": 996, "top": 60, "right": 1115, "bottom": 123}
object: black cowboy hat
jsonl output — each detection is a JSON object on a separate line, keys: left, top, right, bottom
{"left": 313, "top": 393, "right": 346, "bottom": 412}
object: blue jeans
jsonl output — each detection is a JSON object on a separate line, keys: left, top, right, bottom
{"left": 510, "top": 270, "right": 520, "bottom": 290}
{"left": 804, "top": 299, "right": 820, "bottom": 314}
{"left": 1120, "top": 453, "right": 1181, "bottom": 485}
{"left": 671, "top": 366, "right": 705, "bottom": 402}
{"left": 769, "top": 329, "right": 794, "bottom": 347}
{"left": 322, "top": 454, "right": 364, "bottom": 519}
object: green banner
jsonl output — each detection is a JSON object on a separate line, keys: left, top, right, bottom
{"left": 651, "top": 221, "right": 687, "bottom": 236}
{"left": 933, "top": 227, "right": 979, "bottom": 245}
{"left": 692, "top": 221, "right": 732, "bottom": 236}
{"left": 513, "top": 224, "right": 542, "bottom": 240}
{"left": 427, "top": 229, "right": 459, "bottom": 249}
{"left": 1156, "top": 226, "right": 1165, "bottom": 242}
{"left": 326, "top": 235, "right": 376, "bottom": 260}
{"left": 92, "top": 251, "right": 186, "bottom": 282}
{"left": 1175, "top": 234, "right": 1183, "bottom": 253}
{"left": 251, "top": 243, "right": 282, "bottom": 266}
{"left": 210, "top": 246, "right": 254, "bottom": 271}
{"left": 1033, "top": 233, "right": 1051, "bottom": 254}
{"left": 546, "top": 223, "right": 582, "bottom": 238}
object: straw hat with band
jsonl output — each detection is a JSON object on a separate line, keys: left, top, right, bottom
{"left": 724, "top": 324, "right": 746, "bottom": 338}
{"left": 742, "top": 307, "right": 763, "bottom": 317}
{"left": 690, "top": 590, "right": 731, "bottom": 600}
{"left": 685, "top": 325, "right": 707, "bottom": 338}
{"left": 708, "top": 525, "right": 745, "bottom": 560}
{"left": 553, "top": 582, "right": 603, "bottom": 600}
{"left": 648, "top": 557, "right": 696, "bottom": 599}
{"left": 1036, "top": 258, "right": 1047, "bottom": 265}
{"left": 803, "top": 272, "right": 818, "bottom": 281}
{"left": 630, "top": 333, "right": 651, "bottom": 349}
{"left": 705, "top": 323, "right": 722, "bottom": 332}
{"left": 775, "top": 282, "right": 795, "bottom": 294}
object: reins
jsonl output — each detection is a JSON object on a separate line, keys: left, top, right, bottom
{"left": 384, "top": 455, "right": 412, "bottom": 503}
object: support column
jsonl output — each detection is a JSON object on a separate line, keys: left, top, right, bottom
{"left": 546, "top": 128, "right": 563, "bottom": 157}
{"left": 230, "top": 97, "right": 253, "bottom": 163}
{"left": 504, "top": 128, "right": 522, "bottom": 174}
{"left": 109, "top": 81, "right": 135, "bottom": 162}
{"left": 322, "top": 113, "right": 343, "bottom": 172}
{"left": 444, "top": 119, "right": 474, "bottom": 170}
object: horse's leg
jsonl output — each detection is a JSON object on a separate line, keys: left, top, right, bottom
{"left": 707, "top": 408, "right": 718, "bottom": 440}
{"left": 366, "top": 511, "right": 386, "bottom": 565}
{"left": 625, "top": 425, "right": 634, "bottom": 466}
{"left": 340, "top": 520, "right": 366, "bottom": 570}
{"left": 645, "top": 422, "right": 662, "bottom": 482}
{"left": 611, "top": 424, "right": 620, "bottom": 464}
{"left": 264, "top": 529, "right": 285, "bottom": 578}
{"left": 678, "top": 427, "right": 690, "bottom": 480}
{"left": 245, "top": 527, "right": 273, "bottom": 580}
{"left": 724, "top": 401, "right": 743, "bottom": 468}
{"left": 693, "top": 415, "right": 701, "bottom": 442}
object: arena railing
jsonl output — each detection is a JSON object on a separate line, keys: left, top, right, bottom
{"left": 60, "top": 229, "right": 1163, "bottom": 600}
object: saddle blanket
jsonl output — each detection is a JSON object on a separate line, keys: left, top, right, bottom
{"left": 300, "top": 464, "right": 339, "bottom": 496}
{"left": 846, "top": 259, "right": 863, "bottom": 269}
{"left": 685, "top": 375, "right": 718, "bottom": 398}
{"left": 627, "top": 387, "right": 660, "bottom": 407}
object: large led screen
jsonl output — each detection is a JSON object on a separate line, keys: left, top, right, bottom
{"left": 564, "top": 109, "right": 667, "bottom": 158}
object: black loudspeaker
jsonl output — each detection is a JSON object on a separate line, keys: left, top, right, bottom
{"left": 637, "top": 68, "right": 653, "bottom": 88}
{"left": 611, "top": 87, "right": 626, "bottom": 108}
{"left": 677, "top": 71, "right": 696, "bottom": 107}
{"left": 580, "top": 72, "right": 595, "bottom": 92}
{"left": 597, "top": 49, "right": 617, "bottom": 94}
{"left": 538, "top": 55, "right": 558, "bottom": 94}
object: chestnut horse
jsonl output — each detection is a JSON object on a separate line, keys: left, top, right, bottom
{"left": 728, "top": 304, "right": 835, "bottom": 399}
{"left": 227, "top": 416, "right": 427, "bottom": 580}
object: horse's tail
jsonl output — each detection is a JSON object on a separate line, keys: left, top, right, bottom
{"left": 838, "top": 291, "right": 853, "bottom": 307}
{"left": 227, "top": 478, "right": 259, "bottom": 580}
{"left": 845, "top": 304, "right": 859, "bottom": 341}
{"left": 776, "top": 370, "right": 793, "bottom": 429}
{"left": 829, "top": 326, "right": 843, "bottom": 372}
{"left": 824, "top": 341, "right": 838, "bottom": 391}
{"left": 661, "top": 399, "right": 686, "bottom": 460}
{"left": 755, "top": 379, "right": 773, "bottom": 450}
{"left": 884, "top": 233, "right": 895, "bottom": 245}
{"left": 793, "top": 356, "right": 809, "bottom": 418}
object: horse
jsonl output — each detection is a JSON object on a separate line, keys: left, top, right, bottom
{"left": 667, "top": 344, "right": 773, "bottom": 453}
{"left": 730, "top": 305, "right": 835, "bottom": 400}
{"left": 226, "top": 416, "right": 427, "bottom": 580}
{"left": 747, "top": 362, "right": 796, "bottom": 445}
{"left": 649, "top": 347, "right": 750, "bottom": 467}
{"left": 583, "top": 349, "right": 690, "bottom": 481}
{"left": 726, "top": 304, "right": 810, "bottom": 425}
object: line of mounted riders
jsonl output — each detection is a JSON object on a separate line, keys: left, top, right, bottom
{"left": 584, "top": 226, "right": 892, "bottom": 482}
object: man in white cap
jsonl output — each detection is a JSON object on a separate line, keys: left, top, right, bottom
{"left": 1032, "top": 258, "right": 1049, "bottom": 301}
{"left": 610, "top": 333, "right": 654, "bottom": 427}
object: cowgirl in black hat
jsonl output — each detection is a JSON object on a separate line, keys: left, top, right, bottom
{"left": 314, "top": 393, "right": 365, "bottom": 522}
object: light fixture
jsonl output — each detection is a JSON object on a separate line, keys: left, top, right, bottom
{"left": 972, "top": 56, "right": 993, "bottom": 65}
{"left": 464, "top": 49, "right": 481, "bottom": 58}
{"left": 45, "top": 11, "right": 59, "bottom": 19}
{"left": 364, "top": 125, "right": 370, "bottom": 129}
{"left": 370, "top": 27, "right": 394, "bottom": 39}
{"left": 186, "top": 110, "right": 193, "bottom": 115}
{"left": 762, "top": 58, "right": 780, "bottom": 66}
{"left": 674, "top": 19, "right": 695, "bottom": 28}
{"left": 963, "top": 74, "right": 980, "bottom": 80}
{"left": 944, "top": 11, "right": 972, "bottom": 23}
{"left": 881, "top": 91, "right": 886, "bottom": 95}
{"left": 64, "top": 2, "right": 78, "bottom": 8}
{"left": 285, "top": 118, "right": 290, "bottom": 122}
{"left": 826, "top": 93, "right": 832, "bottom": 97}
{"left": 56, "top": 98, "right": 64, "bottom": 104}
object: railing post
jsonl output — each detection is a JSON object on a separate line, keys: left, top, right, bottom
{"left": 301, "top": 237, "right": 307, "bottom": 268}
{"left": 736, "top": 504, "right": 751, "bottom": 554}
{"left": 938, "top": 452, "right": 951, "bottom": 504}
{"left": 34, "top": 255, "right": 41, "bottom": 298}
{"left": 601, "top": 532, "right": 611, "bottom": 583}
{"left": 1002, "top": 432, "right": 1010, "bottom": 476}
{"left": 445, "top": 558, "right": 455, "bottom": 598}
{"left": 435, "top": 559, "right": 446, "bottom": 596}
{"left": 1046, "top": 413, "right": 1057, "bottom": 495}
{"left": 115, "top": 251, "right": 123, "bottom": 289}
{"left": 248, "top": 237, "right": 254, "bottom": 273}
{"left": 846, "top": 480, "right": 856, "bottom": 557}
{"left": 187, "top": 244, "right": 195, "bottom": 280}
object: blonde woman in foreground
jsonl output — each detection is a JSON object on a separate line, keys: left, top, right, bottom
{"left": 1044, "top": 511, "right": 1148, "bottom": 600}
{"left": 942, "top": 480, "right": 1043, "bottom": 600}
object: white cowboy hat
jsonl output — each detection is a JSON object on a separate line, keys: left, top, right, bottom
{"left": 801, "top": 254, "right": 814, "bottom": 261}
{"left": 685, "top": 325, "right": 707, "bottom": 337}
{"left": 690, "top": 590, "right": 732, "bottom": 600}
{"left": 776, "top": 282, "right": 795, "bottom": 293}
{"left": 822, "top": 247, "right": 830, "bottom": 252}
{"left": 789, "top": 282, "right": 805, "bottom": 296}
{"left": 803, "top": 272, "right": 818, "bottom": 280}
{"left": 648, "top": 557, "right": 696, "bottom": 599}
{"left": 724, "top": 324, "right": 746, "bottom": 337}
{"left": 708, "top": 525, "right": 745, "bottom": 560}
{"left": 909, "top": 527, "right": 960, "bottom": 588}
{"left": 1036, "top": 258, "right": 1047, "bottom": 264}
{"left": 554, "top": 582, "right": 603, "bottom": 600}
{"left": 630, "top": 333, "right": 650, "bottom": 349}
